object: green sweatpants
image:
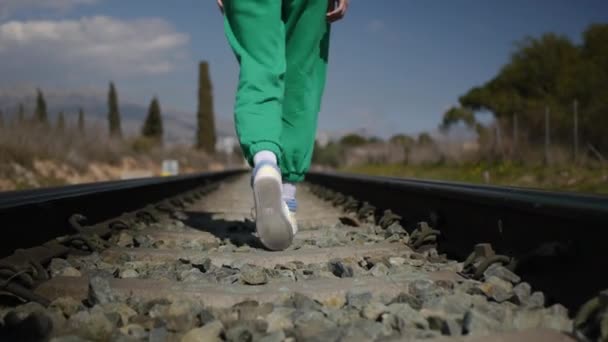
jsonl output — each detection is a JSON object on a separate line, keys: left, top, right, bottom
{"left": 223, "top": 0, "right": 330, "bottom": 183}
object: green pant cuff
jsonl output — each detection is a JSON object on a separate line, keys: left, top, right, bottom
{"left": 248, "top": 141, "right": 282, "bottom": 167}
{"left": 283, "top": 172, "right": 305, "bottom": 183}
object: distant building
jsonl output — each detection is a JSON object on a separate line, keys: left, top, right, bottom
{"left": 316, "top": 131, "right": 330, "bottom": 147}
{"left": 216, "top": 136, "right": 238, "bottom": 154}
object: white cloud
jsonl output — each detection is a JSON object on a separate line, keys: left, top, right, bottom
{"left": 0, "top": 0, "right": 98, "bottom": 18}
{"left": 0, "top": 16, "right": 190, "bottom": 80}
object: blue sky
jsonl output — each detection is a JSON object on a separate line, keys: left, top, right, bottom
{"left": 1, "top": 0, "right": 607, "bottom": 138}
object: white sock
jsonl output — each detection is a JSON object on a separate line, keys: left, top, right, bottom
{"left": 253, "top": 150, "right": 277, "bottom": 166}
{"left": 282, "top": 182, "right": 297, "bottom": 201}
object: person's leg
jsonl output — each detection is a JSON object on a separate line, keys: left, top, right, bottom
{"left": 223, "top": 0, "right": 285, "bottom": 167}
{"left": 223, "top": 1, "right": 295, "bottom": 251}
{"left": 280, "top": 0, "right": 331, "bottom": 184}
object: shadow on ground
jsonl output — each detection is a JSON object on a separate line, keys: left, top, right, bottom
{"left": 180, "top": 211, "right": 265, "bottom": 249}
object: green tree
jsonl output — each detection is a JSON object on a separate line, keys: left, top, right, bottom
{"left": 456, "top": 26, "right": 608, "bottom": 150}
{"left": 389, "top": 134, "right": 415, "bottom": 146}
{"left": 35, "top": 88, "right": 48, "bottom": 125}
{"left": 417, "top": 132, "right": 435, "bottom": 146}
{"left": 196, "top": 61, "right": 217, "bottom": 153}
{"left": 339, "top": 133, "right": 367, "bottom": 147}
{"left": 78, "top": 108, "right": 85, "bottom": 132}
{"left": 108, "top": 82, "right": 122, "bottom": 138}
{"left": 142, "top": 97, "right": 163, "bottom": 144}
{"left": 56, "top": 111, "right": 65, "bottom": 131}
{"left": 439, "top": 106, "right": 476, "bottom": 132}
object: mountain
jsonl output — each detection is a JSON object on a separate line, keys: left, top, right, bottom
{"left": 0, "top": 86, "right": 235, "bottom": 146}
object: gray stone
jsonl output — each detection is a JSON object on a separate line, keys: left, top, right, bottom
{"left": 181, "top": 321, "right": 224, "bottom": 342}
{"left": 119, "top": 269, "right": 139, "bottom": 279}
{"left": 284, "top": 293, "right": 322, "bottom": 311}
{"left": 119, "top": 324, "right": 148, "bottom": 340}
{"left": 198, "top": 308, "right": 216, "bottom": 325}
{"left": 478, "top": 276, "right": 513, "bottom": 302}
{"left": 49, "top": 258, "right": 73, "bottom": 277}
{"left": 114, "top": 231, "right": 134, "bottom": 247}
{"left": 148, "top": 327, "right": 168, "bottom": 342}
{"left": 133, "top": 234, "right": 153, "bottom": 248}
{"left": 409, "top": 279, "right": 441, "bottom": 302}
{"left": 362, "top": 302, "right": 388, "bottom": 320}
{"left": 346, "top": 291, "right": 372, "bottom": 310}
{"left": 101, "top": 303, "right": 137, "bottom": 327}
{"left": 179, "top": 268, "right": 206, "bottom": 282}
{"left": 240, "top": 264, "right": 268, "bottom": 285}
{"left": 293, "top": 311, "right": 336, "bottom": 340}
{"left": 342, "top": 320, "right": 392, "bottom": 341}
{"left": 462, "top": 308, "right": 501, "bottom": 336}
{"left": 275, "top": 269, "right": 296, "bottom": 281}
{"left": 258, "top": 330, "right": 286, "bottom": 342}
{"left": 483, "top": 264, "right": 521, "bottom": 284}
{"left": 163, "top": 299, "right": 200, "bottom": 332}
{"left": 67, "top": 310, "right": 114, "bottom": 341}
{"left": 233, "top": 300, "right": 273, "bottom": 321}
{"left": 387, "top": 303, "right": 428, "bottom": 329}
{"left": 322, "top": 307, "right": 360, "bottom": 326}
{"left": 385, "top": 222, "right": 407, "bottom": 235}
{"left": 423, "top": 294, "right": 470, "bottom": 316}
{"left": 266, "top": 307, "right": 295, "bottom": 332}
{"left": 60, "top": 267, "right": 82, "bottom": 277}
{"left": 328, "top": 260, "right": 353, "bottom": 278}
{"left": 225, "top": 321, "right": 266, "bottom": 342}
{"left": 512, "top": 282, "right": 531, "bottom": 305}
{"left": 370, "top": 263, "right": 389, "bottom": 277}
{"left": 388, "top": 257, "right": 406, "bottom": 267}
{"left": 381, "top": 313, "right": 406, "bottom": 334}
{"left": 388, "top": 292, "right": 422, "bottom": 310}
{"left": 541, "top": 304, "right": 572, "bottom": 331}
{"left": 513, "top": 309, "right": 543, "bottom": 330}
{"left": 88, "top": 276, "right": 114, "bottom": 305}
{"left": 527, "top": 291, "right": 545, "bottom": 309}
{"left": 49, "top": 297, "right": 84, "bottom": 318}
{"left": 427, "top": 315, "right": 462, "bottom": 336}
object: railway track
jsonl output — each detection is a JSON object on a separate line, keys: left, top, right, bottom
{"left": 0, "top": 170, "right": 606, "bottom": 341}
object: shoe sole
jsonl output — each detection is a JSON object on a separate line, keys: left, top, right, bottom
{"left": 253, "top": 176, "right": 294, "bottom": 251}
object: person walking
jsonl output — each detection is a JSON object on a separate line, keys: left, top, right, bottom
{"left": 218, "top": 0, "right": 348, "bottom": 250}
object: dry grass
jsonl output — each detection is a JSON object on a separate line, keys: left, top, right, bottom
{"left": 0, "top": 121, "right": 224, "bottom": 191}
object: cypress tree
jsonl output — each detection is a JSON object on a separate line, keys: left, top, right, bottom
{"left": 56, "top": 111, "right": 65, "bottom": 131}
{"left": 196, "top": 61, "right": 217, "bottom": 153}
{"left": 17, "top": 103, "right": 25, "bottom": 124}
{"left": 142, "top": 97, "right": 163, "bottom": 144}
{"left": 78, "top": 108, "right": 85, "bottom": 132}
{"left": 35, "top": 88, "right": 48, "bottom": 125}
{"left": 108, "top": 82, "right": 122, "bottom": 138}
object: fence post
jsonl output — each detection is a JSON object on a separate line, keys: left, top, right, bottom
{"left": 545, "top": 106, "right": 551, "bottom": 165}
{"left": 513, "top": 113, "right": 518, "bottom": 157}
{"left": 573, "top": 99, "right": 579, "bottom": 163}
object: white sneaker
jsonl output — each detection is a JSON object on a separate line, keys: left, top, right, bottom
{"left": 284, "top": 198, "right": 298, "bottom": 236}
{"left": 252, "top": 162, "right": 295, "bottom": 251}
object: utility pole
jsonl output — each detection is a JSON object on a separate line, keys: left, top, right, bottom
{"left": 545, "top": 106, "right": 551, "bottom": 165}
{"left": 573, "top": 99, "right": 579, "bottom": 163}
{"left": 495, "top": 120, "right": 503, "bottom": 158}
{"left": 512, "top": 113, "right": 518, "bottom": 156}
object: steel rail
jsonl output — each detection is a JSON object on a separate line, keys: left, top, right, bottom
{"left": 0, "top": 169, "right": 246, "bottom": 258}
{"left": 306, "top": 171, "right": 608, "bottom": 310}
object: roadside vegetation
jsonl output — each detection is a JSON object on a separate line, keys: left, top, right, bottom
{"left": 314, "top": 23, "right": 608, "bottom": 195}
{"left": 0, "top": 61, "right": 228, "bottom": 191}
